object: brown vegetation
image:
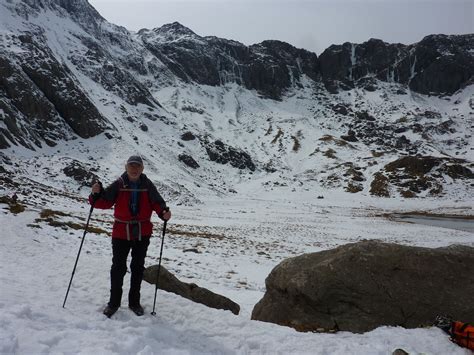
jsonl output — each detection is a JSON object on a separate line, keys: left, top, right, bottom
{"left": 370, "top": 172, "right": 390, "bottom": 197}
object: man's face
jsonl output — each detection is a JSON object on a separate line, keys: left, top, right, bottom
{"left": 125, "top": 162, "right": 144, "bottom": 181}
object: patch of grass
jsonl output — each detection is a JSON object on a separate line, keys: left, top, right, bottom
{"left": 291, "top": 136, "right": 301, "bottom": 152}
{"left": 371, "top": 150, "right": 384, "bottom": 158}
{"left": 168, "top": 227, "right": 225, "bottom": 240}
{"left": 271, "top": 128, "right": 284, "bottom": 144}
{"left": 0, "top": 196, "right": 11, "bottom": 204}
{"left": 385, "top": 211, "right": 474, "bottom": 219}
{"left": 345, "top": 182, "right": 363, "bottom": 193}
{"left": 0, "top": 195, "right": 26, "bottom": 214}
{"left": 291, "top": 130, "right": 303, "bottom": 152}
{"left": 45, "top": 219, "right": 109, "bottom": 234}
{"left": 9, "top": 203, "right": 26, "bottom": 214}
{"left": 400, "top": 189, "right": 416, "bottom": 198}
{"left": 370, "top": 172, "right": 390, "bottom": 197}
{"left": 319, "top": 134, "right": 353, "bottom": 148}
{"left": 35, "top": 209, "right": 109, "bottom": 235}
{"left": 319, "top": 135, "right": 333, "bottom": 142}
{"left": 40, "top": 209, "right": 71, "bottom": 219}
{"left": 323, "top": 148, "right": 337, "bottom": 159}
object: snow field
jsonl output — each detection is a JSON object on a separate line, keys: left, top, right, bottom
{"left": 1, "top": 195, "right": 472, "bottom": 354}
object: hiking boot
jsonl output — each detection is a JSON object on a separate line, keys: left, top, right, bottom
{"left": 103, "top": 305, "right": 119, "bottom": 318}
{"left": 129, "top": 304, "right": 144, "bottom": 316}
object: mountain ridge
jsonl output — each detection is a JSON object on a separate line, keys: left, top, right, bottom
{"left": 0, "top": 0, "right": 472, "bottom": 204}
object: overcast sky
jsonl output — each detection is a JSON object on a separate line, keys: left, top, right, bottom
{"left": 88, "top": 0, "right": 473, "bottom": 54}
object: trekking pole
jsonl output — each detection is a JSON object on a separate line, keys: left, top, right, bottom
{"left": 62, "top": 192, "right": 99, "bottom": 308}
{"left": 151, "top": 207, "right": 169, "bottom": 316}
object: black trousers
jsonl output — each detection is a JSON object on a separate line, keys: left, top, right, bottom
{"left": 109, "top": 237, "right": 150, "bottom": 308}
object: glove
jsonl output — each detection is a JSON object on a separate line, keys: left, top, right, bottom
{"left": 159, "top": 207, "right": 171, "bottom": 221}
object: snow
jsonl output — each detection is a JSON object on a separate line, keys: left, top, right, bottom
{"left": 349, "top": 43, "right": 356, "bottom": 81}
{"left": 409, "top": 55, "right": 417, "bottom": 81}
{"left": 1, "top": 189, "right": 473, "bottom": 354}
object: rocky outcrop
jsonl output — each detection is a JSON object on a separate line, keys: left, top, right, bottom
{"left": 406, "top": 34, "right": 474, "bottom": 95}
{"left": 319, "top": 39, "right": 407, "bottom": 92}
{"left": 371, "top": 156, "right": 474, "bottom": 198}
{"left": 0, "top": 31, "right": 108, "bottom": 149}
{"left": 139, "top": 22, "right": 318, "bottom": 100}
{"left": 63, "top": 160, "right": 99, "bottom": 187}
{"left": 178, "top": 154, "right": 200, "bottom": 169}
{"left": 319, "top": 34, "right": 474, "bottom": 95}
{"left": 70, "top": 35, "right": 160, "bottom": 107}
{"left": 143, "top": 265, "right": 240, "bottom": 315}
{"left": 202, "top": 139, "right": 256, "bottom": 171}
{"left": 251, "top": 240, "right": 474, "bottom": 333}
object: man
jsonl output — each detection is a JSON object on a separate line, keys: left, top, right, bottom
{"left": 90, "top": 155, "right": 171, "bottom": 318}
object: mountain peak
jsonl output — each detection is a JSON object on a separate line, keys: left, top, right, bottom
{"left": 154, "top": 22, "right": 198, "bottom": 37}
{"left": 7, "top": 0, "right": 106, "bottom": 34}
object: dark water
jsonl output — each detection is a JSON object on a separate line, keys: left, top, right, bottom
{"left": 393, "top": 215, "right": 474, "bottom": 233}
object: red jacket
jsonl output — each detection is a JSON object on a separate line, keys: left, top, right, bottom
{"left": 89, "top": 173, "right": 167, "bottom": 240}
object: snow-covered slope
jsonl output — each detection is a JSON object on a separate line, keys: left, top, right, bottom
{"left": 1, "top": 0, "right": 472, "bottom": 204}
{"left": 1, "top": 191, "right": 473, "bottom": 354}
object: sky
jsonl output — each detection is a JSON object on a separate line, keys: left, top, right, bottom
{"left": 88, "top": 0, "right": 473, "bottom": 54}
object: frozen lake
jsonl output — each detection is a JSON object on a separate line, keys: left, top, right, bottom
{"left": 392, "top": 214, "right": 474, "bottom": 234}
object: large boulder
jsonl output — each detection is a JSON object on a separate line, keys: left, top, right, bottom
{"left": 251, "top": 240, "right": 474, "bottom": 333}
{"left": 143, "top": 265, "right": 240, "bottom": 315}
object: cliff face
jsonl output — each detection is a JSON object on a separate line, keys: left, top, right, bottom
{"left": 2, "top": 0, "right": 473, "bottom": 150}
{"left": 319, "top": 34, "right": 474, "bottom": 94}
{"left": 139, "top": 22, "right": 319, "bottom": 100}
{"left": 0, "top": 0, "right": 472, "bottom": 200}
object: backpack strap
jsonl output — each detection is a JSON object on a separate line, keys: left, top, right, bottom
{"left": 114, "top": 218, "right": 150, "bottom": 241}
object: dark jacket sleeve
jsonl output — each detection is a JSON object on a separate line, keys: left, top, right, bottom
{"left": 147, "top": 180, "right": 167, "bottom": 217}
{"left": 89, "top": 179, "right": 120, "bottom": 209}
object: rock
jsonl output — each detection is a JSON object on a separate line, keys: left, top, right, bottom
{"left": 251, "top": 240, "right": 474, "bottom": 333}
{"left": 143, "top": 265, "right": 240, "bottom": 315}
{"left": 319, "top": 34, "right": 474, "bottom": 95}
{"left": 183, "top": 248, "right": 200, "bottom": 253}
{"left": 203, "top": 139, "right": 256, "bottom": 171}
{"left": 341, "top": 129, "right": 358, "bottom": 142}
{"left": 385, "top": 156, "right": 439, "bottom": 176}
{"left": 356, "top": 111, "right": 376, "bottom": 122}
{"left": 178, "top": 154, "right": 200, "bottom": 169}
{"left": 181, "top": 132, "right": 197, "bottom": 141}
{"left": 341, "top": 134, "right": 358, "bottom": 142}
{"left": 140, "top": 23, "right": 319, "bottom": 100}
{"left": 445, "top": 164, "right": 474, "bottom": 179}
{"left": 371, "top": 156, "right": 473, "bottom": 197}
{"left": 395, "top": 135, "right": 410, "bottom": 149}
{"left": 0, "top": 31, "right": 108, "bottom": 149}
{"left": 63, "top": 160, "right": 98, "bottom": 187}
{"left": 408, "top": 35, "right": 474, "bottom": 95}
{"left": 331, "top": 104, "right": 349, "bottom": 115}
{"left": 392, "top": 349, "right": 409, "bottom": 355}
